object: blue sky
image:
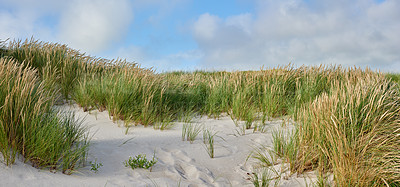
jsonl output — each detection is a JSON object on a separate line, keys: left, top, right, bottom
{"left": 0, "top": 0, "right": 399, "bottom": 72}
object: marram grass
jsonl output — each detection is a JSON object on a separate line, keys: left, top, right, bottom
{"left": 4, "top": 38, "right": 106, "bottom": 100}
{"left": 295, "top": 72, "right": 400, "bottom": 186}
{"left": 1, "top": 38, "right": 400, "bottom": 185}
{"left": 0, "top": 57, "right": 89, "bottom": 173}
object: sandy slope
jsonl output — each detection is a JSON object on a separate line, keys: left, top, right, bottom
{"left": 0, "top": 104, "right": 313, "bottom": 187}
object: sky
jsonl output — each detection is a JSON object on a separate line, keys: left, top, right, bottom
{"left": 0, "top": 0, "right": 399, "bottom": 72}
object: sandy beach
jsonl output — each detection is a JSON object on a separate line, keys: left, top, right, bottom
{"left": 0, "top": 104, "right": 314, "bottom": 186}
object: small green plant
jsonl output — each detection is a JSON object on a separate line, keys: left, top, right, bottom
{"left": 153, "top": 114, "right": 175, "bottom": 130}
{"left": 314, "top": 173, "right": 332, "bottom": 187}
{"left": 271, "top": 129, "right": 297, "bottom": 171}
{"left": 248, "top": 145, "right": 276, "bottom": 168}
{"left": 253, "top": 122, "right": 268, "bottom": 133}
{"left": 271, "top": 129, "right": 287, "bottom": 158}
{"left": 244, "top": 107, "right": 256, "bottom": 129}
{"left": 177, "top": 109, "right": 197, "bottom": 123}
{"left": 234, "top": 124, "right": 247, "bottom": 136}
{"left": 247, "top": 145, "right": 283, "bottom": 186}
{"left": 89, "top": 159, "right": 103, "bottom": 173}
{"left": 230, "top": 116, "right": 240, "bottom": 127}
{"left": 203, "top": 129, "right": 217, "bottom": 158}
{"left": 182, "top": 123, "right": 203, "bottom": 143}
{"left": 124, "top": 154, "right": 157, "bottom": 171}
{"left": 247, "top": 169, "right": 274, "bottom": 187}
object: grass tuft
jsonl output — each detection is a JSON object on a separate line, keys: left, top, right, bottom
{"left": 182, "top": 123, "right": 203, "bottom": 143}
{"left": 0, "top": 57, "right": 89, "bottom": 173}
{"left": 202, "top": 128, "right": 218, "bottom": 158}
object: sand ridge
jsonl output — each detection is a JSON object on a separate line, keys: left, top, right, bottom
{"left": 0, "top": 104, "right": 312, "bottom": 186}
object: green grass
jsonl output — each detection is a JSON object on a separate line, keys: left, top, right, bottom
{"left": 0, "top": 57, "right": 89, "bottom": 173}
{"left": 247, "top": 169, "right": 273, "bottom": 187}
{"left": 1, "top": 38, "right": 400, "bottom": 185}
{"left": 182, "top": 123, "right": 203, "bottom": 143}
{"left": 4, "top": 38, "right": 105, "bottom": 101}
{"left": 202, "top": 128, "right": 218, "bottom": 158}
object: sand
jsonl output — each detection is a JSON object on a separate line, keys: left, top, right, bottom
{"left": 0, "top": 104, "right": 314, "bottom": 187}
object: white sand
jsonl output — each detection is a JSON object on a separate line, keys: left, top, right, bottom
{"left": 0, "top": 104, "right": 314, "bottom": 186}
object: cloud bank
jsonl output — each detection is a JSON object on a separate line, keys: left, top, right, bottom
{"left": 191, "top": 0, "right": 400, "bottom": 72}
{"left": 58, "top": 0, "right": 133, "bottom": 53}
{"left": 1, "top": 0, "right": 399, "bottom": 72}
{"left": 0, "top": 0, "right": 133, "bottom": 54}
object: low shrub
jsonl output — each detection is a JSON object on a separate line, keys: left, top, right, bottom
{"left": 124, "top": 154, "right": 157, "bottom": 171}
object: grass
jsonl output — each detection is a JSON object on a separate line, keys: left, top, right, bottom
{"left": 177, "top": 109, "right": 197, "bottom": 123}
{"left": 203, "top": 128, "right": 219, "bottom": 158}
{"left": 182, "top": 123, "right": 203, "bottom": 143}
{"left": 248, "top": 145, "right": 276, "bottom": 168}
{"left": 247, "top": 68, "right": 400, "bottom": 186}
{"left": 153, "top": 114, "right": 175, "bottom": 130}
{"left": 4, "top": 38, "right": 104, "bottom": 101}
{"left": 294, "top": 73, "right": 400, "bottom": 186}
{"left": 271, "top": 129, "right": 297, "bottom": 170}
{"left": 1, "top": 38, "right": 400, "bottom": 185}
{"left": 0, "top": 57, "right": 89, "bottom": 173}
{"left": 2, "top": 39, "right": 344, "bottom": 129}
{"left": 247, "top": 169, "right": 275, "bottom": 187}
{"left": 234, "top": 124, "right": 247, "bottom": 136}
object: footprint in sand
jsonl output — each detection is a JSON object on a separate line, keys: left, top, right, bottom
{"left": 158, "top": 148, "right": 217, "bottom": 185}
{"left": 172, "top": 149, "right": 193, "bottom": 162}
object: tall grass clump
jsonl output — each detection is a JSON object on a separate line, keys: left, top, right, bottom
{"left": 271, "top": 129, "right": 298, "bottom": 171}
{"left": 162, "top": 72, "right": 208, "bottom": 114}
{"left": 0, "top": 39, "right": 7, "bottom": 58}
{"left": 0, "top": 57, "right": 89, "bottom": 173}
{"left": 4, "top": 38, "right": 104, "bottom": 100}
{"left": 74, "top": 67, "right": 210, "bottom": 127}
{"left": 259, "top": 67, "right": 297, "bottom": 119}
{"left": 204, "top": 73, "right": 233, "bottom": 117}
{"left": 230, "top": 86, "right": 258, "bottom": 127}
{"left": 291, "top": 66, "right": 340, "bottom": 120}
{"left": 386, "top": 73, "right": 400, "bottom": 88}
{"left": 104, "top": 64, "right": 162, "bottom": 125}
{"left": 295, "top": 70, "right": 400, "bottom": 186}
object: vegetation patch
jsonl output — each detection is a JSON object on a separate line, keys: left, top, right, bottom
{"left": 124, "top": 154, "right": 157, "bottom": 171}
{"left": 1, "top": 38, "right": 399, "bottom": 185}
{"left": 0, "top": 57, "right": 89, "bottom": 174}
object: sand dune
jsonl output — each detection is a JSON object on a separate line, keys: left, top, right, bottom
{"left": 0, "top": 104, "right": 313, "bottom": 186}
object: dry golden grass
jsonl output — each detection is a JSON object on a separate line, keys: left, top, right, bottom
{"left": 2, "top": 38, "right": 400, "bottom": 183}
{"left": 296, "top": 69, "right": 400, "bottom": 186}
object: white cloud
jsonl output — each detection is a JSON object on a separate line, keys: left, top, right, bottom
{"left": 0, "top": 0, "right": 133, "bottom": 54}
{"left": 136, "top": 0, "right": 189, "bottom": 26}
{"left": 193, "top": 13, "right": 221, "bottom": 41}
{"left": 226, "top": 13, "right": 253, "bottom": 35}
{"left": 58, "top": 0, "right": 133, "bottom": 54}
{"left": 0, "top": 11, "right": 33, "bottom": 40}
{"left": 113, "top": 45, "right": 202, "bottom": 72}
{"left": 191, "top": 0, "right": 400, "bottom": 72}
{"left": 0, "top": 0, "right": 62, "bottom": 41}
